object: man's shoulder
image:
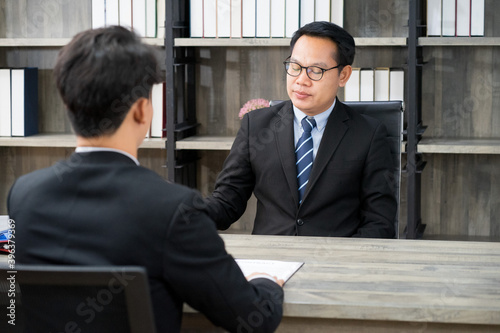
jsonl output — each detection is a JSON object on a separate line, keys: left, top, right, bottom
{"left": 136, "top": 166, "right": 199, "bottom": 197}
{"left": 12, "top": 164, "right": 62, "bottom": 189}
{"left": 11, "top": 157, "right": 196, "bottom": 199}
{"left": 125, "top": 166, "right": 205, "bottom": 211}
{"left": 245, "top": 100, "right": 292, "bottom": 122}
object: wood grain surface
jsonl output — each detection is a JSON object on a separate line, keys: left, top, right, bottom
{"left": 182, "top": 234, "right": 500, "bottom": 332}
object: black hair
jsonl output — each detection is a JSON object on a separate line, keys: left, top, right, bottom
{"left": 53, "top": 26, "right": 163, "bottom": 137}
{"left": 290, "top": 21, "right": 355, "bottom": 69}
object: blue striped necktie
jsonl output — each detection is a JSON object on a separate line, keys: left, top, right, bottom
{"left": 296, "top": 116, "right": 316, "bottom": 204}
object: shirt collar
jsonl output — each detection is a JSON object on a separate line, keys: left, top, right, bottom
{"left": 75, "top": 147, "right": 140, "bottom": 166}
{"left": 292, "top": 99, "right": 336, "bottom": 132}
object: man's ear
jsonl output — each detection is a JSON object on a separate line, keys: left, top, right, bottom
{"left": 130, "top": 97, "right": 149, "bottom": 125}
{"left": 338, "top": 65, "right": 353, "bottom": 88}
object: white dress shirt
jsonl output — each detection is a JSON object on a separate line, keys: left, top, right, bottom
{"left": 75, "top": 147, "right": 140, "bottom": 166}
{"left": 293, "top": 99, "right": 336, "bottom": 159}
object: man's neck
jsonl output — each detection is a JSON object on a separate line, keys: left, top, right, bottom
{"left": 76, "top": 135, "right": 138, "bottom": 159}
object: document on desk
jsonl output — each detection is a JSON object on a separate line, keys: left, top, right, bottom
{"left": 235, "top": 259, "right": 304, "bottom": 283}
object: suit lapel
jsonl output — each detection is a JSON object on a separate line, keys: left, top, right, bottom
{"left": 273, "top": 101, "right": 300, "bottom": 206}
{"left": 303, "top": 101, "right": 350, "bottom": 202}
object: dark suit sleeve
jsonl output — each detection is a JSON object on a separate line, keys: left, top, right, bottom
{"left": 163, "top": 191, "right": 283, "bottom": 333}
{"left": 354, "top": 122, "right": 397, "bottom": 238}
{"left": 203, "top": 114, "right": 256, "bottom": 230}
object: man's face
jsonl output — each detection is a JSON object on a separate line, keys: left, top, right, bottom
{"left": 287, "top": 35, "right": 351, "bottom": 116}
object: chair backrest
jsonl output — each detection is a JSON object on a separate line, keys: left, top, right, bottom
{"left": 270, "top": 100, "right": 404, "bottom": 238}
{"left": 0, "top": 265, "right": 157, "bottom": 333}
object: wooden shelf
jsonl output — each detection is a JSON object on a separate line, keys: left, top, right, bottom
{"left": 176, "top": 136, "right": 500, "bottom": 155}
{"left": 0, "top": 133, "right": 166, "bottom": 149}
{"left": 0, "top": 38, "right": 164, "bottom": 47}
{"left": 354, "top": 37, "right": 407, "bottom": 46}
{"left": 174, "top": 37, "right": 407, "bottom": 47}
{"left": 418, "top": 138, "right": 500, "bottom": 154}
{"left": 0, "top": 134, "right": 77, "bottom": 147}
{"left": 176, "top": 135, "right": 409, "bottom": 152}
{"left": 176, "top": 136, "right": 234, "bottom": 150}
{"left": 419, "top": 37, "right": 500, "bottom": 46}
{"left": 422, "top": 234, "right": 500, "bottom": 242}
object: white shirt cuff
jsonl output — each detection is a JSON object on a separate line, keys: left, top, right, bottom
{"left": 247, "top": 274, "right": 278, "bottom": 283}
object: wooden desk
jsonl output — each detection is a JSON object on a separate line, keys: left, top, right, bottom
{"left": 182, "top": 234, "right": 500, "bottom": 332}
{"left": 2, "top": 235, "right": 498, "bottom": 332}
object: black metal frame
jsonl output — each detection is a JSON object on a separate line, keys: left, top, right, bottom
{"left": 165, "top": 0, "right": 426, "bottom": 239}
{"left": 406, "top": 0, "right": 427, "bottom": 238}
{"left": 165, "top": 1, "right": 197, "bottom": 187}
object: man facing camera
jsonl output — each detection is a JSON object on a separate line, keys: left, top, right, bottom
{"left": 8, "top": 26, "right": 283, "bottom": 333}
{"left": 205, "top": 21, "right": 397, "bottom": 238}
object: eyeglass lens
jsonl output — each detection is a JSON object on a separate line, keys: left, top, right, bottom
{"left": 285, "top": 62, "right": 324, "bottom": 81}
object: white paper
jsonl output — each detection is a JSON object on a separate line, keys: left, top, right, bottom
{"left": 11, "top": 69, "right": 25, "bottom": 136}
{"left": 456, "top": 0, "right": 471, "bottom": 37}
{"left": 426, "top": 0, "right": 442, "bottom": 36}
{"left": 270, "top": 0, "right": 285, "bottom": 38}
{"left": 156, "top": 0, "right": 166, "bottom": 38}
{"left": 442, "top": 0, "right": 456, "bottom": 36}
{"left": 235, "top": 259, "right": 304, "bottom": 282}
{"left": 389, "top": 69, "right": 405, "bottom": 102}
{"left": 285, "top": 0, "right": 299, "bottom": 37}
{"left": 190, "top": 0, "right": 204, "bottom": 37}
{"left": 315, "top": 0, "right": 330, "bottom": 22}
{"left": 145, "top": 0, "right": 157, "bottom": 37}
{"left": 0, "top": 69, "right": 11, "bottom": 137}
{"left": 256, "top": 0, "right": 271, "bottom": 37}
{"left": 204, "top": 0, "right": 217, "bottom": 37}
{"left": 132, "top": 0, "right": 147, "bottom": 37}
{"left": 242, "top": 0, "right": 256, "bottom": 37}
{"left": 344, "top": 68, "right": 360, "bottom": 101}
{"left": 330, "top": 0, "right": 343, "bottom": 27}
{"left": 0, "top": 216, "right": 9, "bottom": 231}
{"left": 300, "top": 0, "right": 314, "bottom": 27}
{"left": 471, "top": 0, "right": 485, "bottom": 36}
{"left": 150, "top": 83, "right": 163, "bottom": 138}
{"left": 218, "top": 0, "right": 231, "bottom": 37}
{"left": 106, "top": 0, "right": 120, "bottom": 27}
{"left": 92, "top": 0, "right": 106, "bottom": 29}
{"left": 231, "top": 0, "right": 242, "bottom": 38}
{"left": 374, "top": 68, "right": 390, "bottom": 101}
{"left": 360, "top": 68, "right": 374, "bottom": 102}
{"left": 119, "top": 0, "right": 133, "bottom": 29}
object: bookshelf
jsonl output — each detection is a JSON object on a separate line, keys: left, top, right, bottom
{"left": 0, "top": 134, "right": 165, "bottom": 149}
{"left": 166, "top": 0, "right": 416, "bottom": 237}
{"left": 174, "top": 37, "right": 408, "bottom": 47}
{"left": 419, "top": 37, "right": 500, "bottom": 46}
{"left": 1, "top": 1, "right": 499, "bottom": 241}
{"left": 166, "top": 0, "right": 500, "bottom": 241}
{"left": 418, "top": 138, "right": 500, "bottom": 154}
{"left": 0, "top": 38, "right": 165, "bottom": 47}
{"left": 417, "top": 0, "right": 500, "bottom": 240}
{"left": 0, "top": 0, "right": 167, "bottom": 214}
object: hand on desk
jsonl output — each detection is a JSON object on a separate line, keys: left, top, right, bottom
{"left": 246, "top": 272, "right": 285, "bottom": 287}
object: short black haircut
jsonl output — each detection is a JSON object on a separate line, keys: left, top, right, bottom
{"left": 290, "top": 21, "right": 355, "bottom": 69}
{"left": 54, "top": 26, "right": 163, "bottom": 138}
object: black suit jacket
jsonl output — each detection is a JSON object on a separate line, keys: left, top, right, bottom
{"left": 8, "top": 151, "right": 283, "bottom": 333}
{"left": 205, "top": 99, "right": 396, "bottom": 238}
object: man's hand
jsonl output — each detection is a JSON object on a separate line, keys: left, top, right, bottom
{"left": 246, "top": 272, "right": 285, "bottom": 287}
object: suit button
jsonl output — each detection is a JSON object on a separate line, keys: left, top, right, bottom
{"left": 296, "top": 219, "right": 304, "bottom": 226}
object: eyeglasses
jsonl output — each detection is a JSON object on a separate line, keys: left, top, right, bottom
{"left": 283, "top": 57, "right": 342, "bottom": 81}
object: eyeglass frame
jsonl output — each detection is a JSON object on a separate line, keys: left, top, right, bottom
{"left": 283, "top": 56, "right": 343, "bottom": 81}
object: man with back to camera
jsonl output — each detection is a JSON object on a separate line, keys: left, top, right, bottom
{"left": 204, "top": 21, "right": 397, "bottom": 238}
{"left": 7, "top": 26, "right": 284, "bottom": 333}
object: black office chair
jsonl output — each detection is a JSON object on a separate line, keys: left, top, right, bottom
{"left": 0, "top": 265, "right": 157, "bottom": 333}
{"left": 270, "top": 100, "right": 404, "bottom": 237}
